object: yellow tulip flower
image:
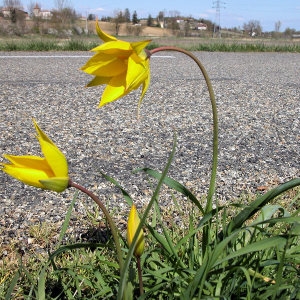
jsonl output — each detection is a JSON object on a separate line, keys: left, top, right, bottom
{"left": 81, "top": 22, "right": 151, "bottom": 107}
{"left": 1, "top": 120, "right": 69, "bottom": 193}
{"left": 127, "top": 204, "right": 145, "bottom": 257}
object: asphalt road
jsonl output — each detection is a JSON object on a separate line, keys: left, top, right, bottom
{"left": 0, "top": 51, "right": 299, "bottom": 211}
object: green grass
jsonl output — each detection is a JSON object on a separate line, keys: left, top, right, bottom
{"left": 0, "top": 38, "right": 99, "bottom": 51}
{"left": 1, "top": 179, "right": 299, "bottom": 299}
{"left": 0, "top": 36, "right": 300, "bottom": 52}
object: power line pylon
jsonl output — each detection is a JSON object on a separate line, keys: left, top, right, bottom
{"left": 213, "top": 0, "right": 226, "bottom": 38}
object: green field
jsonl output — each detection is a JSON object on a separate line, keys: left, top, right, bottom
{"left": 1, "top": 34, "right": 300, "bottom": 52}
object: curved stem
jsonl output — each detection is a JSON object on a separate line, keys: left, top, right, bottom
{"left": 149, "top": 47, "right": 218, "bottom": 213}
{"left": 68, "top": 179, "right": 124, "bottom": 273}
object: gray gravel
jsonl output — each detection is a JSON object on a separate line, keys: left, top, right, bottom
{"left": 0, "top": 51, "right": 299, "bottom": 248}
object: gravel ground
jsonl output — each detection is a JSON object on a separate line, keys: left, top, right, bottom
{"left": 0, "top": 51, "right": 299, "bottom": 250}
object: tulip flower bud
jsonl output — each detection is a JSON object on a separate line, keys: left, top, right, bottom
{"left": 127, "top": 205, "right": 145, "bottom": 257}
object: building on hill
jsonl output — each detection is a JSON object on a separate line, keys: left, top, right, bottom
{"left": 33, "top": 3, "right": 52, "bottom": 19}
{"left": 1, "top": 7, "right": 28, "bottom": 20}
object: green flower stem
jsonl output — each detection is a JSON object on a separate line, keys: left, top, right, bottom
{"left": 149, "top": 47, "right": 218, "bottom": 213}
{"left": 137, "top": 256, "right": 144, "bottom": 296}
{"left": 68, "top": 179, "right": 124, "bottom": 273}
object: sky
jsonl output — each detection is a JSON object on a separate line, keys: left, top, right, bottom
{"left": 21, "top": 0, "right": 300, "bottom": 31}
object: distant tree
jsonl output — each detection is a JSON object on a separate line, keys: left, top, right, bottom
{"left": 52, "top": 0, "right": 77, "bottom": 28}
{"left": 3, "top": 0, "right": 22, "bottom": 9}
{"left": 52, "top": 7, "right": 77, "bottom": 27}
{"left": 3, "top": 0, "right": 23, "bottom": 23}
{"left": 243, "top": 20, "right": 262, "bottom": 36}
{"left": 3, "top": 0, "right": 26, "bottom": 34}
{"left": 54, "top": 0, "right": 69, "bottom": 11}
{"left": 274, "top": 20, "right": 281, "bottom": 32}
{"left": 101, "top": 16, "right": 112, "bottom": 22}
{"left": 87, "top": 13, "right": 96, "bottom": 21}
{"left": 132, "top": 10, "right": 138, "bottom": 24}
{"left": 113, "top": 9, "right": 124, "bottom": 35}
{"left": 124, "top": 8, "right": 130, "bottom": 22}
{"left": 157, "top": 11, "right": 164, "bottom": 28}
{"left": 184, "top": 21, "right": 190, "bottom": 37}
{"left": 27, "top": 0, "right": 37, "bottom": 17}
{"left": 147, "top": 14, "right": 153, "bottom": 27}
{"left": 28, "top": 1, "right": 42, "bottom": 33}
{"left": 168, "top": 10, "right": 180, "bottom": 18}
{"left": 284, "top": 27, "right": 296, "bottom": 38}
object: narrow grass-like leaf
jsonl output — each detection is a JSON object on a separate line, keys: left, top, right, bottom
{"left": 251, "top": 216, "right": 300, "bottom": 228}
{"left": 251, "top": 204, "right": 290, "bottom": 227}
{"left": 224, "top": 178, "right": 300, "bottom": 236}
{"left": 58, "top": 191, "right": 78, "bottom": 246}
{"left": 153, "top": 200, "right": 186, "bottom": 268}
{"left": 100, "top": 172, "right": 133, "bottom": 207}
{"left": 213, "top": 236, "right": 286, "bottom": 267}
{"left": 5, "top": 270, "right": 21, "bottom": 300}
{"left": 134, "top": 168, "right": 204, "bottom": 214}
{"left": 37, "top": 266, "right": 46, "bottom": 300}
{"left": 48, "top": 243, "right": 111, "bottom": 261}
{"left": 184, "top": 230, "right": 240, "bottom": 298}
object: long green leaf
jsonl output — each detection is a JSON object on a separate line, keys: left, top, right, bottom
{"left": 134, "top": 168, "right": 204, "bottom": 214}
{"left": 48, "top": 242, "right": 110, "bottom": 261}
{"left": 213, "top": 236, "right": 286, "bottom": 267}
{"left": 184, "top": 230, "right": 240, "bottom": 298}
{"left": 117, "top": 134, "right": 177, "bottom": 300}
{"left": 58, "top": 191, "right": 78, "bottom": 246}
{"left": 100, "top": 172, "right": 133, "bottom": 207}
{"left": 224, "top": 178, "right": 300, "bottom": 236}
{"left": 5, "top": 271, "right": 21, "bottom": 300}
{"left": 37, "top": 267, "right": 46, "bottom": 300}
{"left": 252, "top": 216, "right": 300, "bottom": 227}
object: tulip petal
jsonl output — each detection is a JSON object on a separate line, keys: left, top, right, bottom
{"left": 96, "top": 21, "right": 117, "bottom": 42}
{"left": 82, "top": 53, "right": 127, "bottom": 77}
{"left": 91, "top": 40, "right": 132, "bottom": 54}
{"left": 139, "top": 69, "right": 151, "bottom": 107}
{"left": 3, "top": 154, "right": 52, "bottom": 172}
{"left": 126, "top": 56, "right": 149, "bottom": 91}
{"left": 1, "top": 163, "right": 51, "bottom": 188}
{"left": 131, "top": 40, "right": 151, "bottom": 55}
{"left": 86, "top": 76, "right": 111, "bottom": 87}
{"left": 100, "top": 77, "right": 127, "bottom": 106}
{"left": 34, "top": 121, "right": 68, "bottom": 178}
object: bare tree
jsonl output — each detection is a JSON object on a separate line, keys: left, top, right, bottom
{"left": 54, "top": 0, "right": 69, "bottom": 11}
{"left": 157, "top": 11, "right": 164, "bottom": 28}
{"left": 52, "top": 0, "right": 77, "bottom": 28}
{"left": 243, "top": 20, "right": 262, "bottom": 36}
{"left": 3, "top": 0, "right": 26, "bottom": 34}
{"left": 27, "top": 1, "right": 37, "bottom": 17}
{"left": 113, "top": 9, "right": 124, "bottom": 35}
{"left": 275, "top": 20, "right": 281, "bottom": 32}
{"left": 3, "top": 0, "right": 22, "bottom": 9}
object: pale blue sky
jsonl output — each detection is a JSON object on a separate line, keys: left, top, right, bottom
{"left": 22, "top": 0, "right": 300, "bottom": 31}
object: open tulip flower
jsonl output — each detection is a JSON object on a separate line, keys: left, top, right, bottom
{"left": 127, "top": 204, "right": 145, "bottom": 258}
{"left": 1, "top": 120, "right": 69, "bottom": 193}
{"left": 81, "top": 22, "right": 151, "bottom": 107}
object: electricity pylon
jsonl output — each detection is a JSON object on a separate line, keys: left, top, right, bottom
{"left": 213, "top": 0, "right": 225, "bottom": 38}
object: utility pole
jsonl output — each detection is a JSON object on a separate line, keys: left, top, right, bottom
{"left": 213, "top": 0, "right": 225, "bottom": 38}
